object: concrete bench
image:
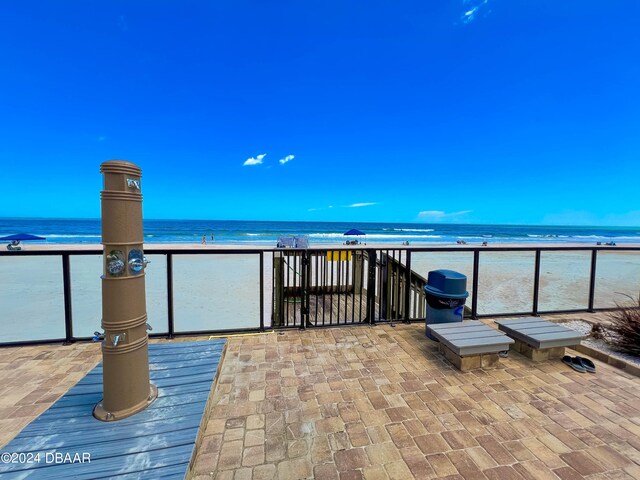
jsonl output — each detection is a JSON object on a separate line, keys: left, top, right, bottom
{"left": 427, "top": 321, "right": 515, "bottom": 371}
{"left": 495, "top": 317, "right": 585, "bottom": 361}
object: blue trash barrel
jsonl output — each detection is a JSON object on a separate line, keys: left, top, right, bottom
{"left": 424, "top": 269, "right": 469, "bottom": 340}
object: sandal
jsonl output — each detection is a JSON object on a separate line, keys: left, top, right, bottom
{"left": 562, "top": 355, "right": 586, "bottom": 373}
{"left": 575, "top": 356, "right": 596, "bottom": 373}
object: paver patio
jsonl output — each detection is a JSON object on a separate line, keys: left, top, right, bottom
{"left": 1, "top": 317, "right": 640, "bottom": 479}
{"left": 193, "top": 322, "right": 640, "bottom": 479}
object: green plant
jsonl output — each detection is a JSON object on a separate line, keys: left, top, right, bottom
{"left": 604, "top": 293, "right": 640, "bottom": 356}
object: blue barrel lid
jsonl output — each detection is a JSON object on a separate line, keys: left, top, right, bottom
{"left": 423, "top": 269, "right": 469, "bottom": 299}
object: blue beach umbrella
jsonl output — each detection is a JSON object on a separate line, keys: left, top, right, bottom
{"left": 343, "top": 229, "right": 366, "bottom": 245}
{"left": 0, "top": 233, "right": 46, "bottom": 241}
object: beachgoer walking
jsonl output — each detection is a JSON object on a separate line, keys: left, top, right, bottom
{"left": 202, "top": 235, "right": 206, "bottom": 245}
{"left": 211, "top": 233, "right": 214, "bottom": 241}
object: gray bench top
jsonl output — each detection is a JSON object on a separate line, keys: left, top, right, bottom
{"left": 494, "top": 317, "right": 585, "bottom": 349}
{"left": 427, "top": 321, "right": 514, "bottom": 357}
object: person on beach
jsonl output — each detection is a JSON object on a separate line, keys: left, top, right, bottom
{"left": 211, "top": 233, "right": 214, "bottom": 241}
{"left": 202, "top": 235, "right": 206, "bottom": 245}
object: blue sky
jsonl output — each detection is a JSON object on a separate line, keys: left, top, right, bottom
{"left": 1, "top": 1, "right": 639, "bottom": 226}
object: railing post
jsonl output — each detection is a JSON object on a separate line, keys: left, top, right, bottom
{"left": 532, "top": 250, "right": 541, "bottom": 316}
{"left": 404, "top": 250, "right": 411, "bottom": 322}
{"left": 62, "top": 254, "right": 74, "bottom": 345}
{"left": 366, "top": 249, "right": 377, "bottom": 324}
{"left": 471, "top": 250, "right": 479, "bottom": 319}
{"left": 300, "top": 251, "right": 308, "bottom": 330}
{"left": 259, "top": 252, "right": 265, "bottom": 331}
{"left": 167, "top": 253, "right": 175, "bottom": 338}
{"left": 588, "top": 249, "right": 597, "bottom": 312}
{"left": 273, "top": 252, "right": 284, "bottom": 328}
{"left": 380, "top": 252, "right": 388, "bottom": 321}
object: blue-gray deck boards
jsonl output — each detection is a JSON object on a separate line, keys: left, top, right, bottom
{"left": 427, "top": 321, "right": 514, "bottom": 356}
{"left": 495, "top": 317, "right": 585, "bottom": 349}
{"left": 0, "top": 339, "right": 226, "bottom": 479}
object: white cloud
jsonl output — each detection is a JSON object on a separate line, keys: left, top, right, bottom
{"left": 308, "top": 205, "right": 334, "bottom": 212}
{"left": 419, "top": 210, "right": 446, "bottom": 219}
{"left": 460, "top": 0, "right": 489, "bottom": 24}
{"left": 307, "top": 205, "right": 333, "bottom": 212}
{"left": 243, "top": 153, "right": 266, "bottom": 166}
{"left": 279, "top": 154, "right": 294, "bottom": 165}
{"left": 309, "top": 202, "right": 377, "bottom": 211}
{"left": 418, "top": 210, "right": 472, "bottom": 221}
{"left": 347, "top": 202, "right": 377, "bottom": 208}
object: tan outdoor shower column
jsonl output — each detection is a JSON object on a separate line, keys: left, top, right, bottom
{"left": 94, "top": 160, "right": 157, "bottom": 421}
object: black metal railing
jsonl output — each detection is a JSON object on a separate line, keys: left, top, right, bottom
{"left": 272, "top": 249, "right": 371, "bottom": 328}
{"left": 270, "top": 245, "right": 640, "bottom": 328}
{"left": 1, "top": 245, "right": 639, "bottom": 345}
{"left": 0, "top": 248, "right": 266, "bottom": 346}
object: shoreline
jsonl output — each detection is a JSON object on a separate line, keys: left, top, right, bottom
{"left": 8, "top": 241, "right": 640, "bottom": 252}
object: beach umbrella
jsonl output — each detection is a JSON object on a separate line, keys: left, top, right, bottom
{"left": 343, "top": 229, "right": 366, "bottom": 245}
{"left": 0, "top": 233, "right": 46, "bottom": 241}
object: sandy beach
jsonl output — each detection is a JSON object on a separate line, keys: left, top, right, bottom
{"left": 1, "top": 242, "right": 639, "bottom": 343}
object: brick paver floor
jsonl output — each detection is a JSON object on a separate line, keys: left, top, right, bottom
{"left": 193, "top": 322, "right": 640, "bottom": 480}
{"left": 1, "top": 318, "right": 639, "bottom": 479}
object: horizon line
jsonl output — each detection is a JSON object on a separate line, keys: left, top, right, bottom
{"left": 0, "top": 217, "right": 638, "bottom": 229}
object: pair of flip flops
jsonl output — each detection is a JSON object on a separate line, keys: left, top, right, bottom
{"left": 562, "top": 355, "right": 596, "bottom": 373}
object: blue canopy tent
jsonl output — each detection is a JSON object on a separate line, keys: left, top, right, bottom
{"left": 343, "top": 229, "right": 366, "bottom": 245}
{"left": 1, "top": 233, "right": 46, "bottom": 251}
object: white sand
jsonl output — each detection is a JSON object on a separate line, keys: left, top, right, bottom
{"left": 1, "top": 243, "right": 639, "bottom": 343}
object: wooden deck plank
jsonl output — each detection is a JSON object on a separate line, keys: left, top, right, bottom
{"left": 494, "top": 317, "right": 548, "bottom": 326}
{"left": 428, "top": 325, "right": 489, "bottom": 335}
{"left": 447, "top": 336, "right": 514, "bottom": 348}
{"left": 108, "top": 462, "right": 190, "bottom": 479}
{"left": 0, "top": 340, "right": 225, "bottom": 479}
{"left": 145, "top": 340, "right": 222, "bottom": 350}
{"left": 524, "top": 331, "right": 583, "bottom": 341}
{"left": 67, "top": 372, "right": 215, "bottom": 396}
{"left": 440, "top": 330, "right": 507, "bottom": 341}
{"left": 507, "top": 324, "right": 576, "bottom": 333}
{"left": 0, "top": 444, "right": 195, "bottom": 479}
{"left": 87, "top": 356, "right": 222, "bottom": 375}
{"left": 78, "top": 364, "right": 217, "bottom": 385}
{"left": 495, "top": 318, "right": 584, "bottom": 349}
{"left": 51, "top": 382, "right": 211, "bottom": 411}
{"left": 20, "top": 403, "right": 206, "bottom": 436}
{"left": 108, "top": 462, "right": 191, "bottom": 479}
{"left": 502, "top": 326, "right": 581, "bottom": 337}
{"left": 147, "top": 351, "right": 223, "bottom": 362}
{"left": 9, "top": 416, "right": 204, "bottom": 451}
{"left": 4, "top": 427, "right": 200, "bottom": 472}
{"left": 428, "top": 322, "right": 514, "bottom": 356}
{"left": 285, "top": 292, "right": 374, "bottom": 326}
{"left": 427, "top": 321, "right": 481, "bottom": 331}
{"left": 38, "top": 392, "right": 210, "bottom": 421}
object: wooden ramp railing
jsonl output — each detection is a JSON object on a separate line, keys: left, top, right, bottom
{"left": 272, "top": 249, "right": 428, "bottom": 328}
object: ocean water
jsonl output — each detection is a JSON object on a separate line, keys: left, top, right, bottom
{"left": 1, "top": 218, "right": 639, "bottom": 246}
